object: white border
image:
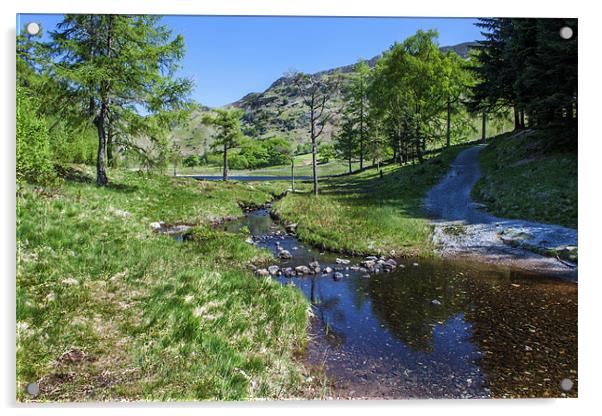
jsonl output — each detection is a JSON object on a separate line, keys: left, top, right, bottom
{"left": 2, "top": 1, "right": 600, "bottom": 415}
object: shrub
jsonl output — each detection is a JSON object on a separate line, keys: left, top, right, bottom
{"left": 16, "top": 87, "right": 55, "bottom": 185}
{"left": 183, "top": 155, "right": 201, "bottom": 167}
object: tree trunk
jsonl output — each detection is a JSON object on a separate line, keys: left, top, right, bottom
{"left": 520, "top": 109, "right": 525, "bottom": 129}
{"left": 446, "top": 98, "right": 451, "bottom": 147}
{"left": 94, "top": 107, "right": 108, "bottom": 186}
{"left": 513, "top": 105, "right": 520, "bottom": 130}
{"left": 311, "top": 136, "right": 318, "bottom": 196}
{"left": 481, "top": 111, "right": 487, "bottom": 144}
{"left": 348, "top": 155, "right": 352, "bottom": 173}
{"left": 291, "top": 158, "right": 295, "bottom": 192}
{"left": 359, "top": 100, "right": 364, "bottom": 170}
{"left": 223, "top": 143, "right": 228, "bottom": 181}
{"left": 415, "top": 124, "right": 423, "bottom": 164}
{"left": 94, "top": 15, "right": 113, "bottom": 186}
{"left": 107, "top": 123, "right": 114, "bottom": 167}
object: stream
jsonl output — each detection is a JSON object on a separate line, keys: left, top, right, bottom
{"left": 216, "top": 208, "right": 578, "bottom": 399}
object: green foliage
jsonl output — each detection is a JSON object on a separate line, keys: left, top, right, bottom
{"left": 49, "top": 123, "right": 97, "bottom": 165}
{"left": 183, "top": 155, "right": 201, "bottom": 168}
{"left": 49, "top": 14, "right": 193, "bottom": 184}
{"left": 202, "top": 109, "right": 245, "bottom": 178}
{"left": 368, "top": 30, "right": 472, "bottom": 163}
{"left": 470, "top": 18, "right": 577, "bottom": 128}
{"left": 318, "top": 143, "right": 336, "bottom": 164}
{"left": 16, "top": 87, "right": 55, "bottom": 185}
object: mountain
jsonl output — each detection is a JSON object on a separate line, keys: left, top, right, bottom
{"left": 171, "top": 42, "right": 477, "bottom": 155}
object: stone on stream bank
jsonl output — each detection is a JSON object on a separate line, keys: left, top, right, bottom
{"left": 295, "top": 265, "right": 311, "bottom": 275}
{"left": 279, "top": 250, "right": 293, "bottom": 259}
{"left": 255, "top": 269, "right": 270, "bottom": 277}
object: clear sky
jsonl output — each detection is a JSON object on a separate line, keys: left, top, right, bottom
{"left": 18, "top": 14, "right": 483, "bottom": 107}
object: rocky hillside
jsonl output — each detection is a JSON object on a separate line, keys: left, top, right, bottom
{"left": 171, "top": 42, "right": 476, "bottom": 156}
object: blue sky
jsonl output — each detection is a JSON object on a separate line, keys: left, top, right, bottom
{"left": 18, "top": 14, "right": 483, "bottom": 107}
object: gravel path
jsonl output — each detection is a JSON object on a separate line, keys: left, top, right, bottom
{"left": 424, "top": 145, "right": 577, "bottom": 280}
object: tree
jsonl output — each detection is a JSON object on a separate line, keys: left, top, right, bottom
{"left": 441, "top": 51, "right": 472, "bottom": 147}
{"left": 290, "top": 71, "right": 340, "bottom": 195}
{"left": 16, "top": 87, "right": 55, "bottom": 185}
{"left": 344, "top": 60, "right": 371, "bottom": 168}
{"left": 49, "top": 15, "right": 192, "bottom": 186}
{"left": 334, "top": 111, "right": 358, "bottom": 173}
{"left": 369, "top": 30, "right": 450, "bottom": 164}
{"left": 202, "top": 109, "right": 244, "bottom": 180}
{"left": 470, "top": 18, "right": 577, "bottom": 130}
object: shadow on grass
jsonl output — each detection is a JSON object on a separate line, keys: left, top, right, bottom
{"left": 55, "top": 165, "right": 139, "bottom": 193}
{"left": 311, "top": 149, "right": 463, "bottom": 220}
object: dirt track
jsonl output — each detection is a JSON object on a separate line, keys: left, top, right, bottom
{"left": 424, "top": 145, "right": 578, "bottom": 280}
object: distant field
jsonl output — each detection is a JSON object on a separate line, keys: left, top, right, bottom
{"left": 176, "top": 153, "right": 362, "bottom": 177}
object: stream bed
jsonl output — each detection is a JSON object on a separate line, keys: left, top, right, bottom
{"left": 217, "top": 208, "right": 578, "bottom": 399}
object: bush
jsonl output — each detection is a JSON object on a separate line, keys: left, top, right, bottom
{"left": 228, "top": 153, "right": 249, "bottom": 170}
{"left": 183, "top": 155, "right": 200, "bottom": 168}
{"left": 49, "top": 123, "right": 97, "bottom": 166}
{"left": 16, "top": 87, "right": 55, "bottom": 185}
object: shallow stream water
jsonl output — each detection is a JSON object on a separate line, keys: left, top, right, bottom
{"left": 218, "top": 208, "right": 578, "bottom": 399}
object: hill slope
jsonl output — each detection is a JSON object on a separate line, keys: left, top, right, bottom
{"left": 170, "top": 42, "right": 477, "bottom": 156}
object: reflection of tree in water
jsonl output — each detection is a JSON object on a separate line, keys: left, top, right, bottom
{"left": 310, "top": 276, "right": 347, "bottom": 349}
{"left": 350, "top": 263, "right": 469, "bottom": 353}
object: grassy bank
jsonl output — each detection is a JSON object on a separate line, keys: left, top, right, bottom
{"left": 16, "top": 166, "right": 320, "bottom": 401}
{"left": 273, "top": 146, "right": 467, "bottom": 257}
{"left": 472, "top": 129, "right": 577, "bottom": 229}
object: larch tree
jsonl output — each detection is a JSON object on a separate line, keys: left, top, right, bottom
{"left": 202, "top": 109, "right": 244, "bottom": 181}
{"left": 50, "top": 14, "right": 192, "bottom": 186}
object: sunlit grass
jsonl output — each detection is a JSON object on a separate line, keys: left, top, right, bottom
{"left": 274, "top": 147, "right": 467, "bottom": 257}
{"left": 16, "top": 166, "right": 320, "bottom": 401}
{"left": 473, "top": 130, "right": 577, "bottom": 229}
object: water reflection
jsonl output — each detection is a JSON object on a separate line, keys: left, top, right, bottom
{"left": 220, "top": 210, "right": 577, "bottom": 398}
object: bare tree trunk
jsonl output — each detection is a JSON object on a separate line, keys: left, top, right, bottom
{"left": 513, "top": 105, "right": 520, "bottom": 131}
{"left": 311, "top": 136, "right": 318, "bottom": 196}
{"left": 223, "top": 143, "right": 228, "bottom": 181}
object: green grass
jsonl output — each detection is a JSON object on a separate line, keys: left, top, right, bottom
{"left": 16, "top": 166, "right": 322, "bottom": 401}
{"left": 176, "top": 153, "right": 361, "bottom": 177}
{"left": 472, "top": 129, "right": 577, "bottom": 229}
{"left": 273, "top": 146, "right": 467, "bottom": 257}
